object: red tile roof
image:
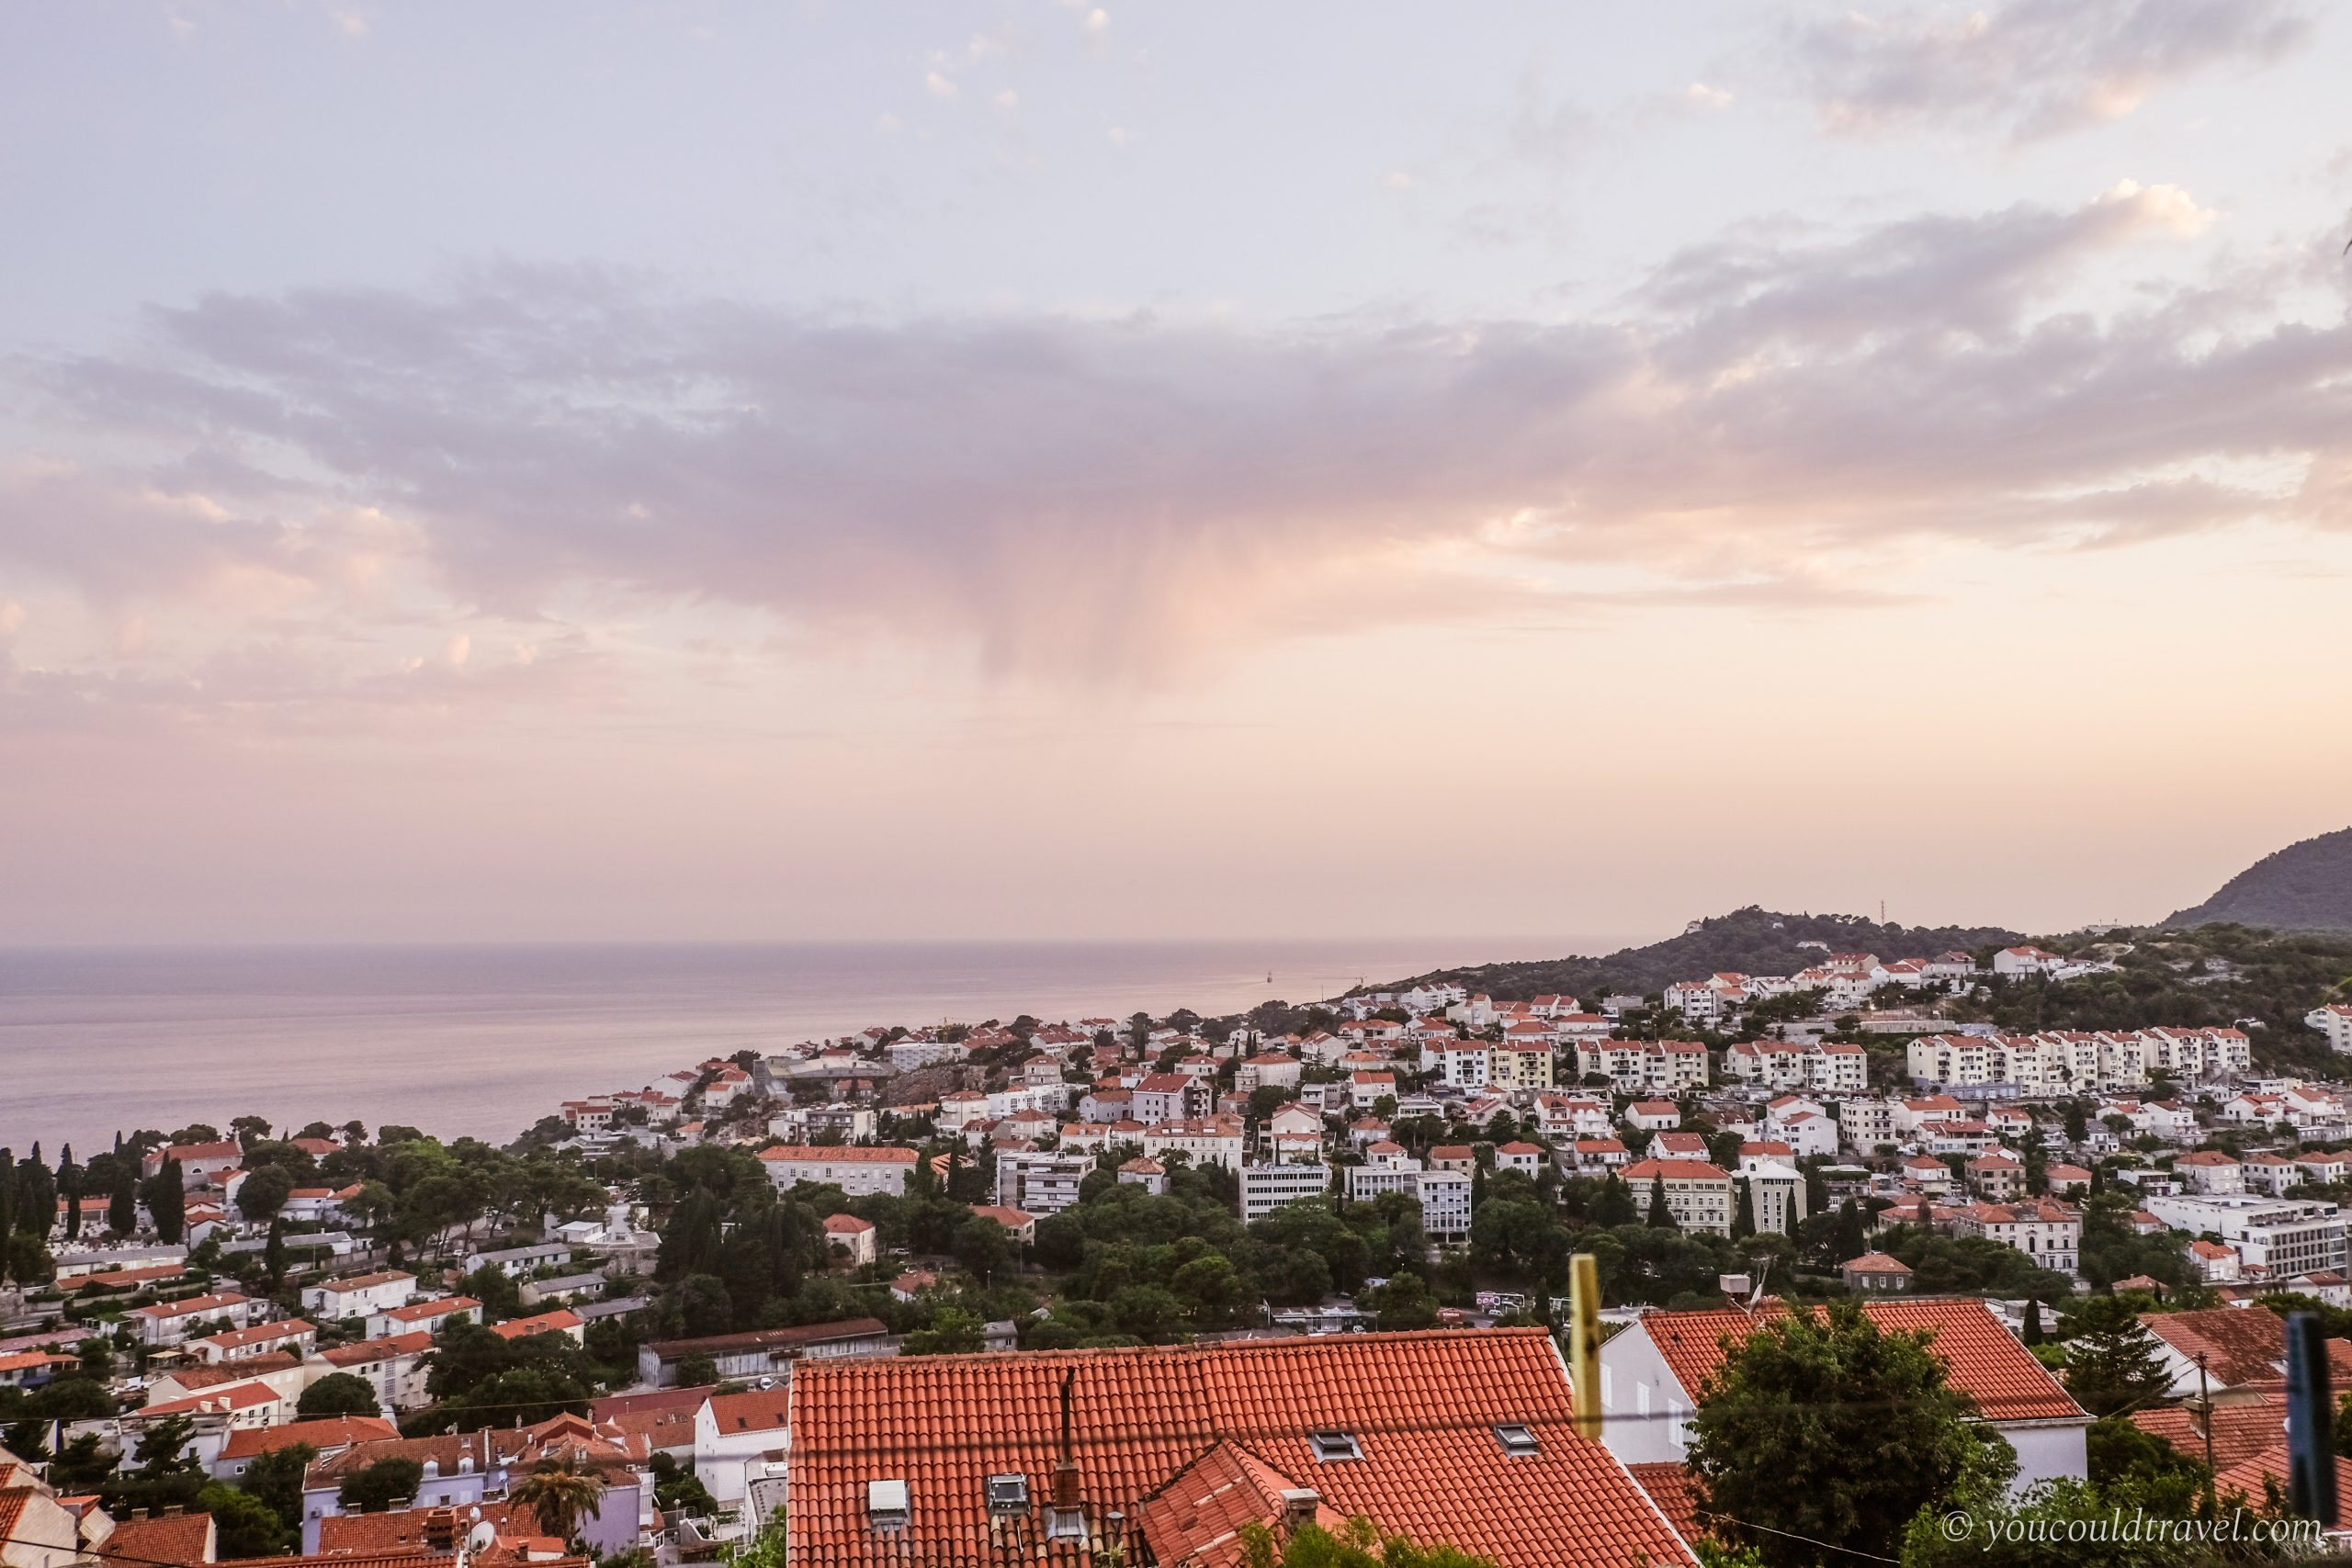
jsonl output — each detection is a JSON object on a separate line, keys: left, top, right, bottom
{"left": 219, "top": 1416, "right": 398, "bottom": 1461}
{"left": 2213, "top": 1445, "right": 2352, "bottom": 1511}
{"left": 1636, "top": 1299, "right": 2082, "bottom": 1423}
{"left": 490, "top": 1310, "right": 583, "bottom": 1341}
{"left": 1624, "top": 1461, "right": 1710, "bottom": 1546}
{"left": 378, "top": 1296, "right": 480, "bottom": 1325}
{"left": 709, "top": 1385, "right": 794, "bottom": 1435}
{"left": 96, "top": 1511, "right": 217, "bottom": 1566}
{"left": 759, "top": 1145, "right": 919, "bottom": 1163}
{"left": 2130, "top": 1397, "right": 2287, "bottom": 1471}
{"left": 318, "top": 1502, "right": 522, "bottom": 1554}
{"left": 2139, "top": 1308, "right": 2352, "bottom": 1393}
{"left": 786, "top": 1328, "right": 1696, "bottom": 1568}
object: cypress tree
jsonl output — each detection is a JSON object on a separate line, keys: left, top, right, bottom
{"left": 1832, "top": 1198, "right": 1867, "bottom": 1263}
{"left": 1645, "top": 1175, "right": 1677, "bottom": 1230}
{"left": 2023, "top": 1297, "right": 2044, "bottom": 1346}
{"left": 265, "top": 1215, "right": 288, "bottom": 1287}
{"left": 1729, "top": 1178, "right": 1756, "bottom": 1239}
{"left": 0, "top": 1146, "right": 14, "bottom": 1238}
{"left": 153, "top": 1158, "right": 187, "bottom": 1244}
{"left": 109, "top": 1164, "right": 138, "bottom": 1236}
{"left": 15, "top": 1152, "right": 55, "bottom": 1237}
{"left": 60, "top": 1156, "right": 81, "bottom": 1241}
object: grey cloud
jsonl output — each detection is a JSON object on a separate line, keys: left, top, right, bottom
{"left": 1783, "top": 0, "right": 2313, "bottom": 141}
{"left": 11, "top": 189, "right": 2352, "bottom": 685}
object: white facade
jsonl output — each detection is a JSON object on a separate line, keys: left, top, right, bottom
{"left": 758, "top": 1146, "right": 917, "bottom": 1197}
{"left": 1241, "top": 1163, "right": 1332, "bottom": 1224}
{"left": 1575, "top": 1040, "right": 1710, "bottom": 1093}
{"left": 300, "top": 1271, "right": 414, "bottom": 1321}
{"left": 2143, "top": 1193, "right": 2348, "bottom": 1280}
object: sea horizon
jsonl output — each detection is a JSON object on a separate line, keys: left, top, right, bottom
{"left": 5, "top": 932, "right": 1654, "bottom": 1153}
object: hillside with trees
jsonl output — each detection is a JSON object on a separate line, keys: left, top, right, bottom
{"left": 2165, "top": 826, "right": 2352, "bottom": 931}
{"left": 1379, "top": 906, "right": 2021, "bottom": 1000}
{"left": 1955, "top": 922, "right": 2352, "bottom": 1074}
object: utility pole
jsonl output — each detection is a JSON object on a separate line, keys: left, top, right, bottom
{"left": 2196, "top": 1351, "right": 2217, "bottom": 1519}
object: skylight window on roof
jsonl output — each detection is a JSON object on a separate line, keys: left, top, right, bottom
{"left": 866, "top": 1478, "right": 910, "bottom": 1531}
{"left": 1307, "top": 1429, "right": 1362, "bottom": 1462}
{"left": 985, "top": 1474, "right": 1029, "bottom": 1516}
{"left": 1494, "top": 1424, "right": 1539, "bottom": 1456}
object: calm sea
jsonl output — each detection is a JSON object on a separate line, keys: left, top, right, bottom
{"left": 0, "top": 936, "right": 1641, "bottom": 1153}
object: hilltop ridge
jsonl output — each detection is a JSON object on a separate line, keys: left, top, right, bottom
{"left": 2166, "top": 827, "right": 2352, "bottom": 932}
{"left": 1377, "top": 905, "right": 2023, "bottom": 1000}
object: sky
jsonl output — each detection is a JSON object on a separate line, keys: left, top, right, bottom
{"left": 2, "top": 0, "right": 2349, "bottom": 946}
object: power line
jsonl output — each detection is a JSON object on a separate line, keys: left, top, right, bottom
{"left": 1690, "top": 1509, "right": 1900, "bottom": 1564}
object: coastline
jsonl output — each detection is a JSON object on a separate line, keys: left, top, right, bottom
{"left": 6, "top": 933, "right": 1645, "bottom": 1150}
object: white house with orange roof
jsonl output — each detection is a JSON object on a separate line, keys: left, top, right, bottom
{"left": 141, "top": 1140, "right": 244, "bottom": 1186}
{"left": 1619, "top": 1158, "right": 1733, "bottom": 1234}
{"left": 758, "top": 1145, "right": 919, "bottom": 1197}
{"left": 2190, "top": 1239, "right": 2244, "bottom": 1283}
{"left": 1494, "top": 1141, "right": 1545, "bottom": 1178}
{"left": 1600, "top": 1298, "right": 2088, "bottom": 1491}
{"left": 129, "top": 1291, "right": 260, "bottom": 1347}
{"left": 2175, "top": 1151, "right": 2245, "bottom": 1195}
{"left": 2212, "top": 1145, "right": 2290, "bottom": 1192}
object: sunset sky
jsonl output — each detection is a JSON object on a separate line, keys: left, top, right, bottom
{"left": 4, "top": 0, "right": 2348, "bottom": 945}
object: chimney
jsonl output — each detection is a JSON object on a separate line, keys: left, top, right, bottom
{"left": 1051, "top": 1369, "right": 1081, "bottom": 1512}
{"left": 424, "top": 1508, "right": 458, "bottom": 1551}
{"left": 1279, "top": 1489, "right": 1319, "bottom": 1533}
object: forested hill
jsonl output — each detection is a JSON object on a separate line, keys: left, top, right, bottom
{"left": 1380, "top": 906, "right": 2023, "bottom": 1000}
{"left": 2166, "top": 828, "right": 2352, "bottom": 932}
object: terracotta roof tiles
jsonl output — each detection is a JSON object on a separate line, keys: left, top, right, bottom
{"left": 1638, "top": 1299, "right": 2081, "bottom": 1423}
{"left": 786, "top": 1327, "right": 1695, "bottom": 1568}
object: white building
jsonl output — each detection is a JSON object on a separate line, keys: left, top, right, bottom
{"left": 2143, "top": 1193, "right": 2347, "bottom": 1280}
{"left": 300, "top": 1270, "right": 415, "bottom": 1322}
{"left": 1240, "top": 1163, "right": 1332, "bottom": 1224}
{"left": 995, "top": 1150, "right": 1092, "bottom": 1216}
{"left": 2308, "top": 1005, "right": 2352, "bottom": 1055}
{"left": 1599, "top": 1299, "right": 2088, "bottom": 1495}
{"left": 757, "top": 1145, "right": 919, "bottom": 1197}
{"left": 1575, "top": 1040, "right": 1710, "bottom": 1093}
{"left": 1724, "top": 1040, "right": 1868, "bottom": 1095}
{"left": 1139, "top": 1116, "right": 1246, "bottom": 1171}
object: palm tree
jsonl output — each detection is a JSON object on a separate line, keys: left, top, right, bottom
{"left": 512, "top": 1453, "right": 606, "bottom": 1545}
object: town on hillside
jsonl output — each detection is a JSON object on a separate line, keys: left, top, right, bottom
{"left": 7, "top": 937, "right": 2352, "bottom": 1566}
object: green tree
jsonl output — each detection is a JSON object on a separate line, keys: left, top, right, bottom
{"left": 198, "top": 1483, "right": 289, "bottom": 1557}
{"left": 511, "top": 1452, "right": 605, "bottom": 1544}
{"left": 900, "top": 1307, "right": 987, "bottom": 1356}
{"left": 1899, "top": 1476, "right": 2192, "bottom": 1568}
{"left": 108, "top": 1164, "right": 138, "bottom": 1236}
{"left": 1687, "top": 1301, "right": 2005, "bottom": 1568}
{"left": 1645, "top": 1176, "right": 1677, "bottom": 1230}
{"left": 1236, "top": 1515, "right": 1495, "bottom": 1567}
{"left": 460, "top": 1263, "right": 524, "bottom": 1322}
{"left": 951, "top": 1214, "right": 1015, "bottom": 1285}
{"left": 146, "top": 1160, "right": 187, "bottom": 1244}
{"left": 238, "top": 1442, "right": 317, "bottom": 1539}
{"left": 133, "top": 1415, "right": 201, "bottom": 1479}
{"left": 1372, "top": 1274, "right": 1440, "bottom": 1331}
{"left": 296, "top": 1373, "right": 383, "bottom": 1418}
{"left": 2056, "top": 1294, "right": 2170, "bottom": 1417}
{"left": 1590, "top": 1173, "right": 1637, "bottom": 1228}
{"left": 237, "top": 1164, "right": 295, "bottom": 1224}
{"left": 339, "top": 1456, "right": 425, "bottom": 1512}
